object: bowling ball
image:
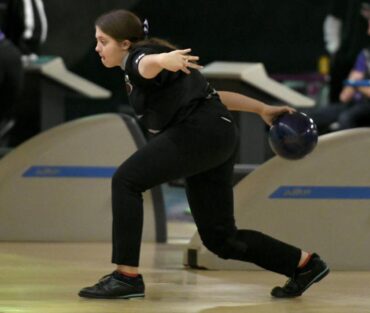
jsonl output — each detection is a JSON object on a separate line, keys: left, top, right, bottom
{"left": 269, "top": 111, "right": 318, "bottom": 160}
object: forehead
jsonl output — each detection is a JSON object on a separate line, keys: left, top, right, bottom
{"left": 95, "top": 26, "right": 111, "bottom": 39}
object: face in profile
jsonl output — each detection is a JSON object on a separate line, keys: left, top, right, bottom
{"left": 95, "top": 26, "right": 128, "bottom": 68}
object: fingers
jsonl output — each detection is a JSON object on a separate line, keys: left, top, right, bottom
{"left": 181, "top": 61, "right": 203, "bottom": 74}
{"left": 172, "top": 48, "right": 203, "bottom": 74}
{"left": 278, "top": 105, "right": 296, "bottom": 114}
{"left": 178, "top": 48, "right": 201, "bottom": 61}
{"left": 181, "top": 68, "right": 191, "bottom": 75}
{"left": 186, "top": 60, "right": 203, "bottom": 69}
{"left": 182, "top": 54, "right": 203, "bottom": 73}
{"left": 178, "top": 48, "right": 192, "bottom": 55}
{"left": 181, "top": 53, "right": 199, "bottom": 64}
{"left": 181, "top": 62, "right": 200, "bottom": 74}
{"left": 186, "top": 55, "right": 199, "bottom": 62}
{"left": 285, "top": 107, "right": 296, "bottom": 114}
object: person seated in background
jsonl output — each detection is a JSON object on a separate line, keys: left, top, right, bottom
{"left": 1, "top": 0, "right": 48, "bottom": 62}
{"left": 323, "top": 0, "right": 369, "bottom": 103}
{"left": 309, "top": 2, "right": 370, "bottom": 135}
{"left": 0, "top": 0, "right": 47, "bottom": 145}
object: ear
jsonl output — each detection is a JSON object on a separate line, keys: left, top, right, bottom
{"left": 120, "top": 40, "right": 132, "bottom": 50}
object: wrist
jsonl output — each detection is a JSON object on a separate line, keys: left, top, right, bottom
{"left": 156, "top": 53, "right": 167, "bottom": 69}
{"left": 258, "top": 103, "right": 269, "bottom": 115}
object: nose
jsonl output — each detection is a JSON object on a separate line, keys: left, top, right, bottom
{"left": 95, "top": 43, "right": 101, "bottom": 53}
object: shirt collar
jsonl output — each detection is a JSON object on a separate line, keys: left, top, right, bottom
{"left": 120, "top": 54, "right": 129, "bottom": 71}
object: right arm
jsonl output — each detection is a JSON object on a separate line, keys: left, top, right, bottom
{"left": 218, "top": 91, "right": 295, "bottom": 126}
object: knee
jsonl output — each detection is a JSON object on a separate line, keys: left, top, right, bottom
{"left": 201, "top": 237, "right": 229, "bottom": 259}
{"left": 111, "top": 165, "right": 144, "bottom": 195}
{"left": 199, "top": 227, "right": 247, "bottom": 260}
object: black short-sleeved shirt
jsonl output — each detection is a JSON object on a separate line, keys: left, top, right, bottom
{"left": 123, "top": 44, "right": 216, "bottom": 133}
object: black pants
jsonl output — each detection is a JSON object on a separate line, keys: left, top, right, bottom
{"left": 111, "top": 99, "right": 301, "bottom": 277}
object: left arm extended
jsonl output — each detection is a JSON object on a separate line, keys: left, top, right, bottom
{"left": 218, "top": 91, "right": 295, "bottom": 126}
{"left": 138, "top": 49, "right": 202, "bottom": 79}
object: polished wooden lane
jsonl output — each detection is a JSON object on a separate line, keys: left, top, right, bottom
{"left": 1, "top": 223, "right": 369, "bottom": 313}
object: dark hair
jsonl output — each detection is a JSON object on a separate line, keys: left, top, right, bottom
{"left": 95, "top": 9, "right": 176, "bottom": 50}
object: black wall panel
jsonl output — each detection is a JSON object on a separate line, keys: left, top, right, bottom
{"left": 41, "top": 0, "right": 329, "bottom": 100}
